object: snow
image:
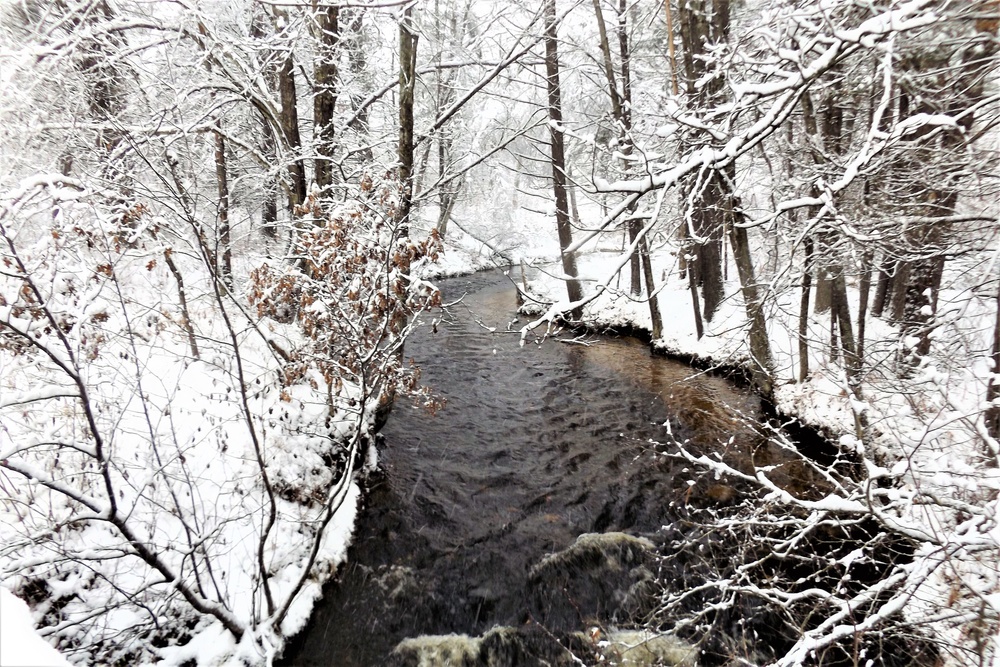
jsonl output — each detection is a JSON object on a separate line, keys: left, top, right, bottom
{"left": 1, "top": 587, "right": 72, "bottom": 667}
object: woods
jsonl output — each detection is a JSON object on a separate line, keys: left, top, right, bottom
{"left": 0, "top": 0, "right": 998, "bottom": 665}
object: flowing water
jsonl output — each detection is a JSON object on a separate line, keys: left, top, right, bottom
{"left": 280, "top": 270, "right": 771, "bottom": 666}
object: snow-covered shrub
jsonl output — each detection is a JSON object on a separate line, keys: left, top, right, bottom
{"left": 656, "top": 415, "right": 1000, "bottom": 667}
{"left": 248, "top": 173, "right": 442, "bottom": 425}
{"left": 0, "top": 173, "right": 438, "bottom": 666}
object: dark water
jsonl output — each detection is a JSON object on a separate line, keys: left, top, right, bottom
{"left": 279, "top": 270, "right": 767, "bottom": 666}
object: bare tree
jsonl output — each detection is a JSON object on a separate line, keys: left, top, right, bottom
{"left": 676, "top": 0, "right": 730, "bottom": 322}
{"left": 544, "top": 0, "right": 583, "bottom": 316}
{"left": 396, "top": 2, "right": 418, "bottom": 233}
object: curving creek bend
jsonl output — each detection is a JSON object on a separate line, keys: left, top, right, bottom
{"left": 279, "top": 270, "right": 867, "bottom": 667}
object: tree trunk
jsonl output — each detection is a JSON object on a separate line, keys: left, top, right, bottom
{"left": 678, "top": 225, "right": 688, "bottom": 280}
{"left": 396, "top": 3, "right": 418, "bottom": 234}
{"left": 78, "top": 0, "right": 129, "bottom": 193}
{"left": 895, "top": 31, "right": 995, "bottom": 369}
{"left": 831, "top": 273, "right": 861, "bottom": 396}
{"left": 261, "top": 121, "right": 279, "bottom": 239}
{"left": 213, "top": 127, "right": 232, "bottom": 286}
{"left": 692, "top": 184, "right": 725, "bottom": 321}
{"left": 889, "top": 261, "right": 910, "bottom": 324}
{"left": 313, "top": 6, "right": 340, "bottom": 192}
{"left": 682, "top": 215, "right": 703, "bottom": 337}
{"left": 663, "top": 0, "right": 679, "bottom": 96}
{"left": 987, "top": 277, "right": 1000, "bottom": 443}
{"left": 688, "top": 254, "right": 704, "bottom": 340}
{"left": 592, "top": 0, "right": 643, "bottom": 296}
{"left": 814, "top": 269, "right": 832, "bottom": 313}
{"left": 435, "top": 179, "right": 462, "bottom": 239}
{"left": 278, "top": 47, "right": 307, "bottom": 213}
{"left": 639, "top": 228, "right": 663, "bottom": 339}
{"left": 544, "top": 0, "right": 583, "bottom": 315}
{"left": 833, "top": 271, "right": 868, "bottom": 441}
{"left": 568, "top": 169, "right": 582, "bottom": 230}
{"left": 871, "top": 255, "right": 893, "bottom": 317}
{"left": 432, "top": 1, "right": 460, "bottom": 240}
{"left": 798, "top": 235, "right": 813, "bottom": 382}
{"left": 902, "top": 255, "right": 945, "bottom": 361}
{"left": 250, "top": 8, "right": 279, "bottom": 239}
{"left": 617, "top": 0, "right": 645, "bottom": 294}
{"left": 615, "top": 0, "right": 633, "bottom": 135}
{"left": 591, "top": 0, "right": 623, "bottom": 122}
{"left": 729, "top": 204, "right": 774, "bottom": 398}
{"left": 857, "top": 249, "right": 873, "bottom": 365}
{"left": 829, "top": 282, "right": 840, "bottom": 364}
{"left": 163, "top": 248, "right": 199, "bottom": 359}
{"left": 628, "top": 219, "right": 642, "bottom": 297}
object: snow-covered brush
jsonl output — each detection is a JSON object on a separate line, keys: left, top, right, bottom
{"left": 0, "top": 173, "right": 439, "bottom": 666}
{"left": 651, "top": 411, "right": 1000, "bottom": 667}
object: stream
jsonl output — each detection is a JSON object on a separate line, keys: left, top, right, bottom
{"left": 279, "top": 269, "right": 782, "bottom": 666}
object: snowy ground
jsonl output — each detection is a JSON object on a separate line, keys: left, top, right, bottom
{"left": 1, "top": 586, "right": 73, "bottom": 667}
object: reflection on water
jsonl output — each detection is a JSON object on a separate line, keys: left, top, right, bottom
{"left": 279, "top": 270, "right": 774, "bottom": 667}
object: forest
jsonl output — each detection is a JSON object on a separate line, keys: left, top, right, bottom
{"left": 0, "top": 0, "right": 998, "bottom": 665}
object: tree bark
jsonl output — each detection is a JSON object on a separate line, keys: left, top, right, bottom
{"left": 313, "top": 6, "right": 340, "bottom": 192}
{"left": 798, "top": 234, "right": 813, "bottom": 382}
{"left": 889, "top": 261, "right": 910, "bottom": 324}
{"left": 871, "top": 255, "right": 893, "bottom": 317}
{"left": 857, "top": 249, "right": 873, "bottom": 365}
{"left": 638, "top": 227, "right": 662, "bottom": 339}
{"left": 278, "top": 46, "right": 307, "bottom": 213}
{"left": 544, "top": 0, "right": 583, "bottom": 315}
{"left": 987, "top": 277, "right": 1000, "bottom": 442}
{"left": 831, "top": 273, "right": 861, "bottom": 396}
{"left": 396, "top": 3, "right": 418, "bottom": 234}
{"left": 250, "top": 8, "right": 279, "bottom": 239}
{"left": 729, "top": 201, "right": 774, "bottom": 398}
{"left": 213, "top": 127, "right": 232, "bottom": 286}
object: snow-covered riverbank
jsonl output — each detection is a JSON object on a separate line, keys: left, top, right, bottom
{"left": 0, "top": 179, "right": 420, "bottom": 667}
{"left": 515, "top": 243, "right": 1000, "bottom": 666}
{"left": 4, "top": 212, "right": 996, "bottom": 665}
